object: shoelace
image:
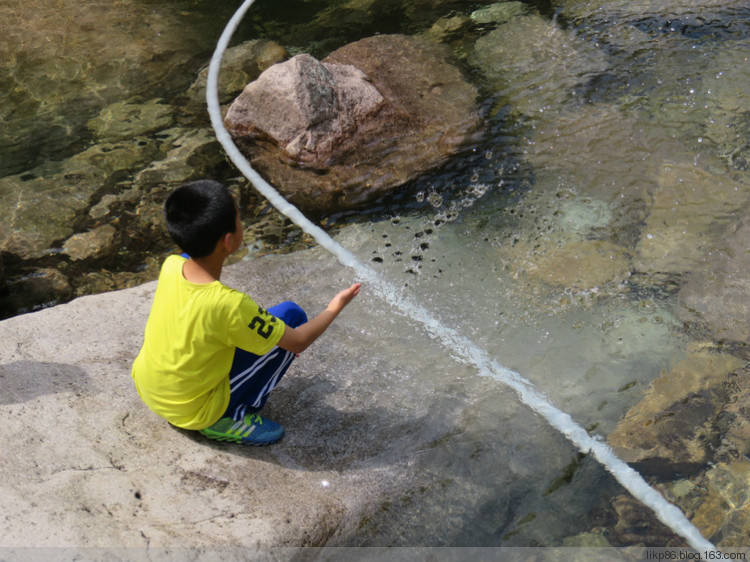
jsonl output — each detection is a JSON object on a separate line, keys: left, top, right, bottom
{"left": 227, "top": 417, "right": 259, "bottom": 438}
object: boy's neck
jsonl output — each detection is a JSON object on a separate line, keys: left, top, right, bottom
{"left": 182, "top": 255, "right": 224, "bottom": 284}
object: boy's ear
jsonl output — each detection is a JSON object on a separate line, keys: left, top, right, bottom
{"left": 220, "top": 232, "right": 234, "bottom": 253}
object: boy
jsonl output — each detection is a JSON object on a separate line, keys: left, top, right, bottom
{"left": 132, "top": 179, "right": 360, "bottom": 445}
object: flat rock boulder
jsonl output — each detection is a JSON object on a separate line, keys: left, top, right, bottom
{"left": 225, "top": 34, "right": 480, "bottom": 217}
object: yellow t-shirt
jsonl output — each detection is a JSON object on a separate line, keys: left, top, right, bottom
{"left": 131, "top": 255, "right": 285, "bottom": 430}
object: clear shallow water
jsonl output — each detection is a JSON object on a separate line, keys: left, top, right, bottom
{"left": 4, "top": 0, "right": 750, "bottom": 547}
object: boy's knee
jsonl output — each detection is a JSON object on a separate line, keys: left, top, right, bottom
{"left": 271, "top": 301, "right": 307, "bottom": 328}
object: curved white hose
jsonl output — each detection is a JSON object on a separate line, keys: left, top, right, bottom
{"left": 206, "top": 0, "right": 716, "bottom": 551}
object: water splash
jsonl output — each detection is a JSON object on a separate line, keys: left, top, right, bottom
{"left": 206, "top": 0, "right": 716, "bottom": 551}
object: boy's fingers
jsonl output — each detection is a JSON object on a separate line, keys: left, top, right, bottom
{"left": 348, "top": 284, "right": 361, "bottom": 299}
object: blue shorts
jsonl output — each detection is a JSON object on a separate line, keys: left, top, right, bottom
{"left": 223, "top": 301, "right": 307, "bottom": 421}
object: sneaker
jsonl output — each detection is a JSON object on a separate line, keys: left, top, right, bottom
{"left": 199, "top": 413, "right": 284, "bottom": 446}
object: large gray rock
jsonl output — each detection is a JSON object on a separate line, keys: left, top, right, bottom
{"left": 0, "top": 248, "right": 481, "bottom": 548}
{"left": 225, "top": 34, "right": 480, "bottom": 217}
{"left": 0, "top": 253, "right": 386, "bottom": 547}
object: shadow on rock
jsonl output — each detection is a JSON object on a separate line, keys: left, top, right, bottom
{"left": 0, "top": 361, "right": 93, "bottom": 405}
{"left": 170, "top": 376, "right": 432, "bottom": 474}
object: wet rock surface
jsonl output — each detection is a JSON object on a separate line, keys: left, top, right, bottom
{"left": 227, "top": 34, "right": 480, "bottom": 217}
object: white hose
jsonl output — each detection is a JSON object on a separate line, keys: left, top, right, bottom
{"left": 206, "top": 0, "right": 717, "bottom": 551}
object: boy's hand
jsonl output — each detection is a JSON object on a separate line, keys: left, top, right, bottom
{"left": 279, "top": 283, "right": 362, "bottom": 355}
{"left": 327, "top": 283, "right": 361, "bottom": 313}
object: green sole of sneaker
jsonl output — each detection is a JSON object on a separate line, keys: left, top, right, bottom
{"left": 200, "top": 429, "right": 281, "bottom": 446}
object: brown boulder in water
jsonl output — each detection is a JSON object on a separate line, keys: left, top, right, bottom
{"left": 224, "top": 34, "right": 480, "bottom": 217}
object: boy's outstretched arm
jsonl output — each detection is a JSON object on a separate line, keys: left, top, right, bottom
{"left": 277, "top": 283, "right": 361, "bottom": 354}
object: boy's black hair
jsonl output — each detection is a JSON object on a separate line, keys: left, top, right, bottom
{"left": 165, "top": 180, "right": 238, "bottom": 258}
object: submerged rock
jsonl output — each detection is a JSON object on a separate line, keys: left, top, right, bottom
{"left": 607, "top": 345, "right": 745, "bottom": 477}
{"left": 714, "top": 366, "right": 750, "bottom": 462}
{"left": 635, "top": 161, "right": 750, "bottom": 276}
{"left": 525, "top": 240, "right": 632, "bottom": 291}
{"left": 470, "top": 2, "right": 530, "bottom": 25}
{"left": 691, "top": 461, "right": 750, "bottom": 547}
{"left": 187, "top": 39, "right": 288, "bottom": 107}
{"left": 561, "top": 530, "right": 611, "bottom": 547}
{"left": 87, "top": 99, "right": 175, "bottom": 143}
{"left": 554, "top": 0, "right": 750, "bottom": 31}
{"left": 677, "top": 215, "right": 750, "bottom": 343}
{"left": 702, "top": 42, "right": 750, "bottom": 172}
{"left": 423, "top": 14, "right": 473, "bottom": 43}
{"left": 0, "top": 140, "right": 162, "bottom": 260}
{"left": 469, "top": 13, "right": 609, "bottom": 117}
{"left": 305, "top": 0, "right": 477, "bottom": 43}
{"left": 610, "top": 495, "right": 685, "bottom": 546}
{"left": 0, "top": 268, "right": 73, "bottom": 317}
{"left": 62, "top": 224, "right": 118, "bottom": 262}
{"left": 135, "top": 128, "right": 224, "bottom": 186}
{"left": 0, "top": 0, "right": 229, "bottom": 177}
{"left": 225, "top": 34, "right": 480, "bottom": 216}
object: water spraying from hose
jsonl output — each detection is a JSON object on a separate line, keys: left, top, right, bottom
{"left": 206, "top": 0, "right": 716, "bottom": 551}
